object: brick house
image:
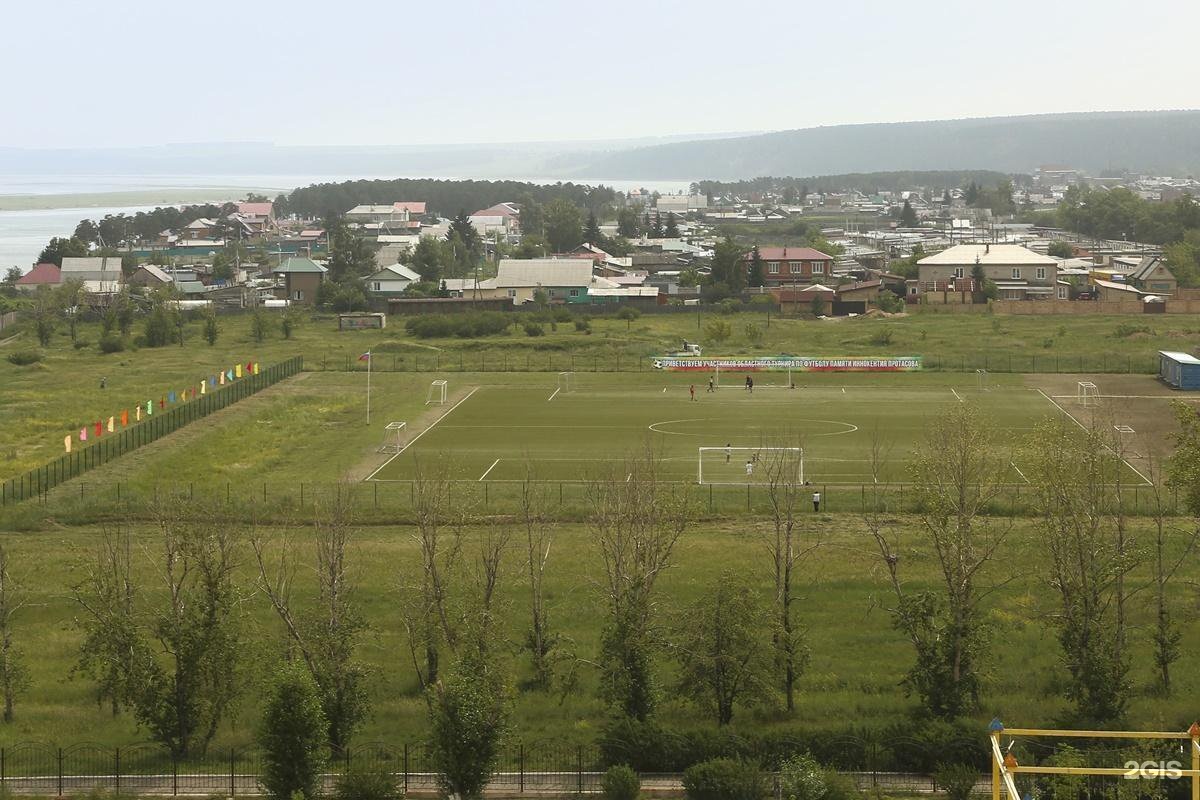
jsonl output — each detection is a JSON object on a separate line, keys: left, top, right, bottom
{"left": 742, "top": 246, "right": 835, "bottom": 286}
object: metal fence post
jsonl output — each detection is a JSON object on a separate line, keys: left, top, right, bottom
{"left": 230, "top": 747, "right": 235, "bottom": 797}
{"left": 403, "top": 744, "right": 409, "bottom": 794}
{"left": 57, "top": 747, "right": 63, "bottom": 798}
{"left": 576, "top": 745, "right": 583, "bottom": 795}
{"left": 173, "top": 753, "right": 178, "bottom": 796}
{"left": 519, "top": 743, "right": 524, "bottom": 793}
{"left": 115, "top": 747, "right": 121, "bottom": 795}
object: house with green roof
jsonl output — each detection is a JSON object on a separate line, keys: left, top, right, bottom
{"left": 273, "top": 257, "right": 327, "bottom": 305}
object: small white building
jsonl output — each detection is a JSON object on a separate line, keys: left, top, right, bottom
{"left": 365, "top": 263, "right": 422, "bottom": 296}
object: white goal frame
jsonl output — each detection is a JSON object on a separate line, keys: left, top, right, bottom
{"left": 379, "top": 421, "right": 408, "bottom": 453}
{"left": 426, "top": 380, "right": 448, "bottom": 405}
{"left": 558, "top": 372, "right": 574, "bottom": 393}
{"left": 1077, "top": 381, "right": 1099, "bottom": 408}
{"left": 697, "top": 446, "right": 803, "bottom": 485}
{"left": 976, "top": 369, "right": 990, "bottom": 391}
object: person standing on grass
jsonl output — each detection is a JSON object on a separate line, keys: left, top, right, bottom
{"left": 746, "top": 459, "right": 755, "bottom": 477}
{"left": 689, "top": 384, "right": 696, "bottom": 402}
{"left": 708, "top": 376, "right": 715, "bottom": 393}
{"left": 745, "top": 375, "right": 752, "bottom": 391}
{"left": 812, "top": 490, "right": 821, "bottom": 513}
{"left": 725, "top": 443, "right": 732, "bottom": 463}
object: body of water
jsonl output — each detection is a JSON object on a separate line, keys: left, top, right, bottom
{"left": 0, "top": 174, "right": 695, "bottom": 269}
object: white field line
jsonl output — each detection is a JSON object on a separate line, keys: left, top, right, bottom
{"left": 951, "top": 388, "right": 964, "bottom": 403}
{"left": 1011, "top": 461, "right": 1030, "bottom": 484}
{"left": 1035, "top": 389, "right": 1153, "bottom": 486}
{"left": 364, "top": 387, "right": 479, "bottom": 481}
{"left": 1050, "top": 394, "right": 1190, "bottom": 400}
{"left": 548, "top": 387, "right": 560, "bottom": 402}
{"left": 478, "top": 459, "right": 501, "bottom": 481}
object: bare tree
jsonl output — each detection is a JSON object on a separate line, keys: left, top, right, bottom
{"left": 399, "top": 464, "right": 465, "bottom": 689}
{"left": 1024, "top": 418, "right": 1137, "bottom": 723}
{"left": 72, "top": 529, "right": 138, "bottom": 716}
{"left": 519, "top": 472, "right": 557, "bottom": 690}
{"left": 0, "top": 546, "right": 28, "bottom": 722}
{"left": 253, "top": 489, "right": 370, "bottom": 755}
{"left": 588, "top": 446, "right": 695, "bottom": 720}
{"left": 868, "top": 407, "right": 1010, "bottom": 718}
{"left": 760, "top": 443, "right": 817, "bottom": 712}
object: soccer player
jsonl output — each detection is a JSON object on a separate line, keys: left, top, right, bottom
{"left": 745, "top": 459, "right": 755, "bottom": 477}
{"left": 689, "top": 384, "right": 696, "bottom": 402}
{"left": 707, "top": 376, "right": 715, "bottom": 393}
{"left": 745, "top": 376, "right": 751, "bottom": 391}
{"left": 725, "top": 443, "right": 732, "bottom": 463}
{"left": 812, "top": 490, "right": 821, "bottom": 512}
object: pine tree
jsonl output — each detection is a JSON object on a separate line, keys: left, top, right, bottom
{"left": 664, "top": 213, "right": 680, "bottom": 238}
{"left": 584, "top": 211, "right": 602, "bottom": 245}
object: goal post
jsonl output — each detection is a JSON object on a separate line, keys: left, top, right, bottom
{"left": 976, "top": 369, "right": 990, "bottom": 391}
{"left": 558, "top": 372, "right": 574, "bottom": 393}
{"left": 1077, "top": 381, "right": 1099, "bottom": 407}
{"left": 697, "top": 446, "right": 803, "bottom": 485}
{"left": 426, "top": 379, "right": 448, "bottom": 405}
{"left": 379, "top": 421, "right": 408, "bottom": 453}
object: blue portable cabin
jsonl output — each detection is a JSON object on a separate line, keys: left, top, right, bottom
{"left": 1158, "top": 351, "right": 1200, "bottom": 390}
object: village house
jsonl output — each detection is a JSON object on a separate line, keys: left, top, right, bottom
{"left": 14, "top": 263, "right": 61, "bottom": 292}
{"left": 916, "top": 244, "right": 1058, "bottom": 300}
{"left": 272, "top": 257, "right": 327, "bottom": 304}
{"left": 469, "top": 203, "right": 521, "bottom": 238}
{"left": 232, "top": 202, "right": 276, "bottom": 234}
{"left": 60, "top": 257, "right": 123, "bottom": 294}
{"left": 365, "top": 263, "right": 422, "bottom": 297}
{"left": 741, "top": 246, "right": 836, "bottom": 287}
{"left": 1126, "top": 256, "right": 1176, "bottom": 295}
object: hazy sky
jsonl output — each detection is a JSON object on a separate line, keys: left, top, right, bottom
{"left": 4, "top": 0, "right": 1197, "bottom": 149}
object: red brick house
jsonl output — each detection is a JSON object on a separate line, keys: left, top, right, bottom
{"left": 743, "top": 246, "right": 835, "bottom": 286}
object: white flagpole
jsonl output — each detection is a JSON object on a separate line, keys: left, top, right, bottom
{"left": 366, "top": 352, "right": 371, "bottom": 425}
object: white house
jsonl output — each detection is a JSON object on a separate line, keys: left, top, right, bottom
{"left": 365, "top": 264, "right": 422, "bottom": 296}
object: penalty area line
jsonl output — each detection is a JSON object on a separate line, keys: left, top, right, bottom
{"left": 479, "top": 459, "right": 501, "bottom": 481}
{"left": 548, "top": 387, "right": 560, "bottom": 402}
{"left": 951, "top": 388, "right": 964, "bottom": 403}
{"left": 364, "top": 387, "right": 479, "bottom": 482}
{"left": 1036, "top": 389, "right": 1153, "bottom": 487}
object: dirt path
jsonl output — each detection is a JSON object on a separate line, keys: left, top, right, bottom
{"left": 343, "top": 384, "right": 476, "bottom": 482}
{"left": 41, "top": 373, "right": 312, "bottom": 502}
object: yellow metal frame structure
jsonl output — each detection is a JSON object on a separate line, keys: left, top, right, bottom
{"left": 991, "top": 722, "right": 1200, "bottom": 800}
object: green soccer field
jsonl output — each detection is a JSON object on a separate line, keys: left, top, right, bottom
{"left": 367, "top": 372, "right": 1148, "bottom": 486}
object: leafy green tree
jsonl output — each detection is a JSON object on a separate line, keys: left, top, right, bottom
{"left": 617, "top": 306, "right": 640, "bottom": 330}
{"left": 899, "top": 200, "right": 918, "bottom": 227}
{"left": 544, "top": 199, "right": 584, "bottom": 253}
{"left": 259, "top": 663, "right": 328, "bottom": 800}
{"left": 674, "top": 574, "right": 771, "bottom": 725}
{"left": 709, "top": 238, "right": 746, "bottom": 294}
{"left": 809, "top": 294, "right": 825, "bottom": 317}
{"left": 203, "top": 310, "right": 219, "bottom": 346}
{"left": 1047, "top": 241, "right": 1075, "bottom": 259}
{"left": 73, "top": 219, "right": 100, "bottom": 245}
{"left": 747, "top": 247, "right": 765, "bottom": 288}
{"left": 412, "top": 236, "right": 450, "bottom": 283}
{"left": 38, "top": 236, "right": 89, "bottom": 266}
{"left": 326, "top": 221, "right": 378, "bottom": 282}
{"left": 427, "top": 630, "right": 511, "bottom": 800}
{"left": 664, "top": 213, "right": 680, "bottom": 238}
{"left": 55, "top": 278, "right": 86, "bottom": 344}
{"left": 1164, "top": 241, "right": 1200, "bottom": 288}
{"left": 704, "top": 319, "right": 732, "bottom": 343}
{"left": 251, "top": 309, "right": 270, "bottom": 343}
{"left": 280, "top": 308, "right": 295, "bottom": 339}
{"left": 616, "top": 207, "right": 640, "bottom": 238}
{"left": 584, "top": 211, "right": 602, "bottom": 244}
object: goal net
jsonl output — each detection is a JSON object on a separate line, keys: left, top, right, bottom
{"left": 1077, "top": 381, "right": 1099, "bottom": 408}
{"left": 698, "top": 446, "right": 803, "bottom": 485}
{"left": 426, "top": 380, "right": 448, "bottom": 405}
{"left": 379, "top": 421, "right": 408, "bottom": 453}
{"left": 558, "top": 372, "right": 574, "bottom": 393}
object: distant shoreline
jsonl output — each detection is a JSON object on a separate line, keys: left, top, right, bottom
{"left": 0, "top": 187, "right": 282, "bottom": 212}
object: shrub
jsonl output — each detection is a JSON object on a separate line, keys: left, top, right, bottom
{"left": 682, "top": 758, "right": 765, "bottom": 800}
{"left": 73, "top": 338, "right": 91, "bottom": 350}
{"left": 744, "top": 324, "right": 765, "bottom": 346}
{"left": 258, "top": 664, "right": 328, "bottom": 800}
{"left": 1113, "top": 322, "right": 1151, "bottom": 338}
{"left": 704, "top": 319, "right": 732, "bottom": 343}
{"left": 779, "top": 754, "right": 859, "bottom": 800}
{"left": 876, "top": 292, "right": 905, "bottom": 313}
{"left": 870, "top": 328, "right": 894, "bottom": 346}
{"left": 934, "top": 763, "right": 980, "bottom": 800}
{"left": 6, "top": 350, "right": 41, "bottom": 366}
{"left": 98, "top": 334, "right": 125, "bottom": 354}
{"left": 575, "top": 317, "right": 591, "bottom": 332}
{"left": 552, "top": 307, "right": 573, "bottom": 323}
{"left": 404, "top": 312, "right": 511, "bottom": 339}
{"left": 332, "top": 769, "right": 403, "bottom": 800}
{"left": 524, "top": 322, "right": 545, "bottom": 337}
{"left": 602, "top": 765, "right": 641, "bottom": 800}
{"left": 617, "top": 306, "right": 641, "bottom": 329}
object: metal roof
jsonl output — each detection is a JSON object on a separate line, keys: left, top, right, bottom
{"left": 918, "top": 244, "right": 1057, "bottom": 266}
